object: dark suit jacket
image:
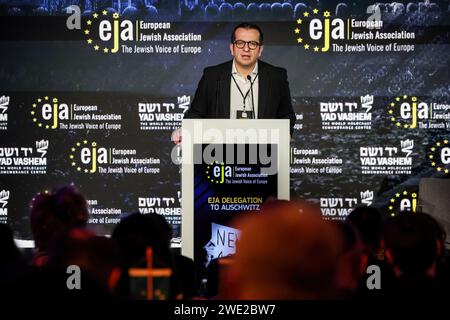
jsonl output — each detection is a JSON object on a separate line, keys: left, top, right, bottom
{"left": 183, "top": 60, "right": 296, "bottom": 135}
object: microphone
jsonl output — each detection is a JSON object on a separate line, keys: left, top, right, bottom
{"left": 247, "top": 74, "right": 256, "bottom": 119}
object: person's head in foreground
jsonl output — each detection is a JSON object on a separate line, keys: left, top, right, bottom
{"left": 225, "top": 200, "right": 349, "bottom": 299}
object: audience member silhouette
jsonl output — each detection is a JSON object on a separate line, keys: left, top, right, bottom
{"left": 347, "top": 206, "right": 383, "bottom": 259}
{"left": 29, "top": 192, "right": 61, "bottom": 267}
{"left": 382, "top": 212, "right": 450, "bottom": 297}
{"left": 224, "top": 201, "right": 347, "bottom": 299}
{"left": 29, "top": 185, "right": 89, "bottom": 267}
{"left": 47, "top": 228, "right": 121, "bottom": 296}
{"left": 346, "top": 206, "right": 394, "bottom": 298}
{"left": 333, "top": 221, "right": 366, "bottom": 298}
{"left": 112, "top": 212, "right": 198, "bottom": 299}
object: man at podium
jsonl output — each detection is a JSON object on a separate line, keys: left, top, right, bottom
{"left": 171, "top": 22, "right": 295, "bottom": 144}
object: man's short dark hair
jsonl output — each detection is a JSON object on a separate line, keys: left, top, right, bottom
{"left": 231, "top": 23, "right": 264, "bottom": 44}
{"left": 347, "top": 206, "right": 382, "bottom": 251}
{"left": 383, "top": 212, "right": 439, "bottom": 274}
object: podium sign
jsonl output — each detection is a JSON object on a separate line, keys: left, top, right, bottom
{"left": 181, "top": 119, "right": 290, "bottom": 272}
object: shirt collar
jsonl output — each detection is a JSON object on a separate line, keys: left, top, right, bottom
{"left": 232, "top": 60, "right": 258, "bottom": 80}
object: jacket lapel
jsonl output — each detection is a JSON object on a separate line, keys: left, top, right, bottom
{"left": 219, "top": 61, "right": 232, "bottom": 118}
{"left": 258, "top": 62, "right": 269, "bottom": 119}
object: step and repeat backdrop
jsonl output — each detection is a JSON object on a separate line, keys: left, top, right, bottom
{"left": 0, "top": 0, "right": 449, "bottom": 246}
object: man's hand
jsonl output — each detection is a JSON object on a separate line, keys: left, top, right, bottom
{"left": 171, "top": 128, "right": 182, "bottom": 145}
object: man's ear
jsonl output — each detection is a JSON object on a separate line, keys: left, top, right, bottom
{"left": 229, "top": 43, "right": 234, "bottom": 57}
{"left": 258, "top": 45, "right": 264, "bottom": 58}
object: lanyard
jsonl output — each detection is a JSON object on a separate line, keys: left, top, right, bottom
{"left": 231, "top": 73, "right": 259, "bottom": 108}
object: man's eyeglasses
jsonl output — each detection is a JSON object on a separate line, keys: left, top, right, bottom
{"left": 233, "top": 40, "right": 260, "bottom": 50}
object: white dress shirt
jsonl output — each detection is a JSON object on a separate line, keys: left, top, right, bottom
{"left": 230, "top": 60, "right": 259, "bottom": 119}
